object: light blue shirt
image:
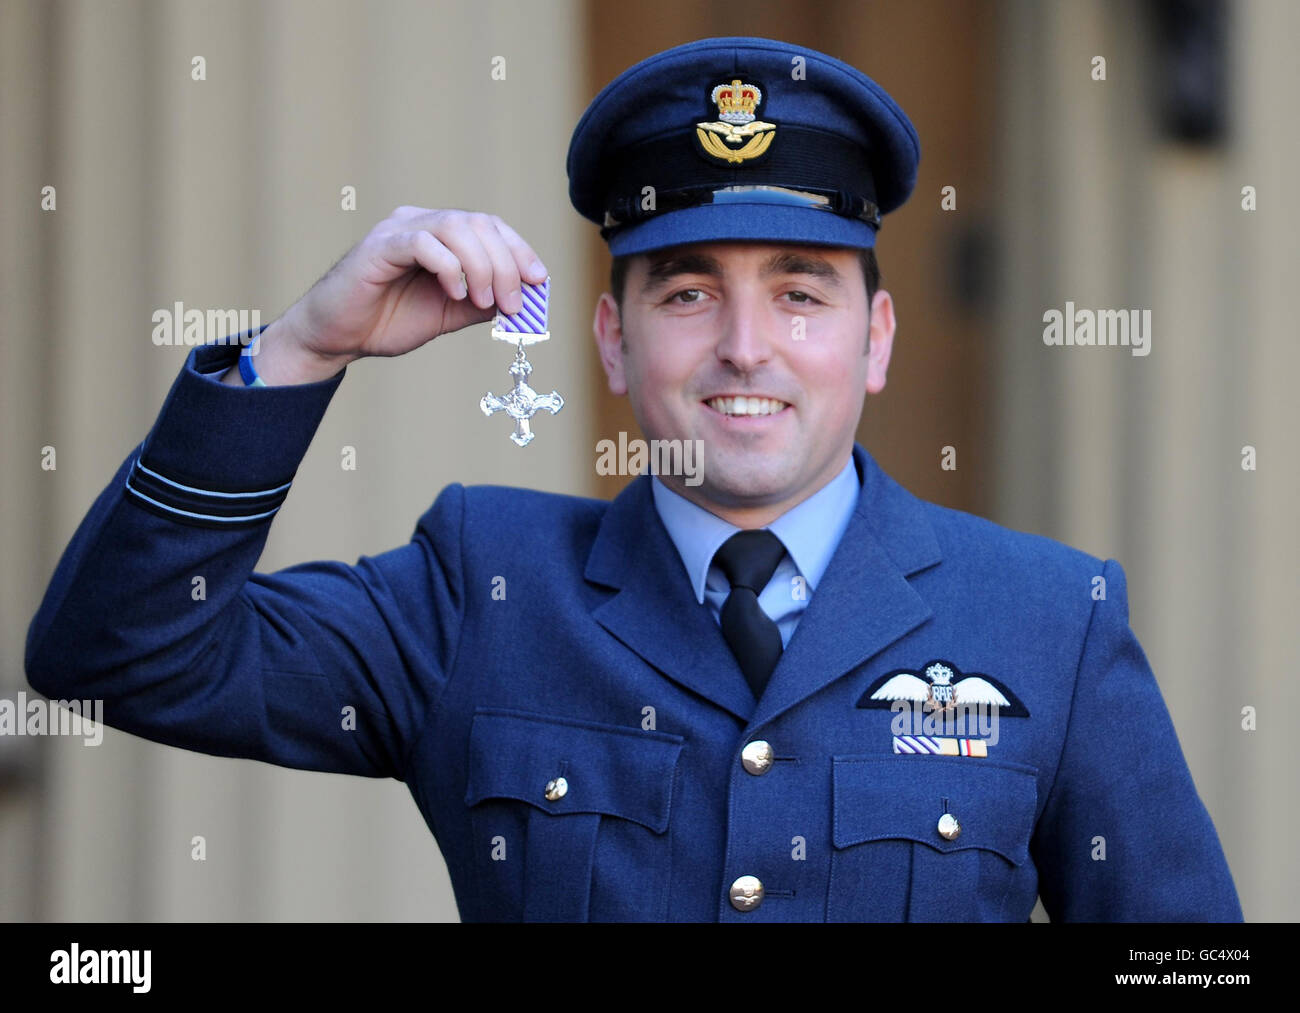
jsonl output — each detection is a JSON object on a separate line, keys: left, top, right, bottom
{"left": 650, "top": 455, "right": 861, "bottom": 648}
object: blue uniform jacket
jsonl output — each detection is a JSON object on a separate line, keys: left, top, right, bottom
{"left": 25, "top": 341, "right": 1242, "bottom": 922}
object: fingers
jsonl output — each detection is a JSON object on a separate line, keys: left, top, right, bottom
{"left": 466, "top": 216, "right": 525, "bottom": 314}
{"left": 374, "top": 208, "right": 548, "bottom": 313}
{"left": 376, "top": 229, "right": 466, "bottom": 302}
{"left": 425, "top": 218, "right": 498, "bottom": 308}
{"left": 487, "top": 215, "right": 549, "bottom": 286}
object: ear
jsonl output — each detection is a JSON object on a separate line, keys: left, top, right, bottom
{"left": 593, "top": 292, "right": 629, "bottom": 396}
{"left": 865, "top": 289, "right": 896, "bottom": 395}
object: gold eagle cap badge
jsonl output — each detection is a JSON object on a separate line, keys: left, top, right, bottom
{"left": 694, "top": 78, "right": 776, "bottom": 165}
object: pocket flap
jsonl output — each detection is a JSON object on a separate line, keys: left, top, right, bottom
{"left": 832, "top": 755, "right": 1038, "bottom": 866}
{"left": 466, "top": 708, "right": 684, "bottom": 833}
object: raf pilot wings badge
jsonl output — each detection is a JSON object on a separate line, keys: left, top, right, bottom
{"left": 856, "top": 660, "right": 1031, "bottom": 757}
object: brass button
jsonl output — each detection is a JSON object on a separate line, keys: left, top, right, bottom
{"left": 937, "top": 812, "right": 961, "bottom": 841}
{"left": 729, "top": 875, "right": 764, "bottom": 912}
{"left": 741, "top": 740, "right": 774, "bottom": 775}
{"left": 544, "top": 776, "right": 568, "bottom": 802}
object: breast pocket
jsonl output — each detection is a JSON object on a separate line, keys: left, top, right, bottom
{"left": 828, "top": 755, "right": 1039, "bottom": 922}
{"left": 464, "top": 708, "right": 684, "bottom": 922}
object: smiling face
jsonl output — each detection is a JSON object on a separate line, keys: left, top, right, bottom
{"left": 593, "top": 240, "right": 896, "bottom": 528}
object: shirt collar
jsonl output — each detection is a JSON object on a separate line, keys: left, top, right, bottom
{"left": 650, "top": 455, "right": 861, "bottom": 604}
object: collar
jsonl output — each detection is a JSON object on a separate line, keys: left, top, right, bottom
{"left": 650, "top": 454, "right": 862, "bottom": 604}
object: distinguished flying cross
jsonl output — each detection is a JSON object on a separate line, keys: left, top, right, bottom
{"left": 480, "top": 277, "right": 564, "bottom": 447}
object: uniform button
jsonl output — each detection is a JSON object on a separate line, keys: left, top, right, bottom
{"left": 740, "top": 740, "right": 774, "bottom": 775}
{"left": 937, "top": 812, "right": 961, "bottom": 841}
{"left": 544, "top": 776, "right": 568, "bottom": 802}
{"left": 729, "top": 875, "right": 764, "bottom": 912}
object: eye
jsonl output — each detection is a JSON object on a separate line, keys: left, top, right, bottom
{"left": 668, "top": 288, "right": 705, "bottom": 304}
{"left": 785, "top": 290, "right": 820, "bottom": 304}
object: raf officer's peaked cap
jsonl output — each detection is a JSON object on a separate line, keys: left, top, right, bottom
{"left": 567, "top": 36, "right": 920, "bottom": 257}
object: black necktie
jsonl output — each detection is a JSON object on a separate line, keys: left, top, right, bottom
{"left": 713, "top": 529, "right": 787, "bottom": 700}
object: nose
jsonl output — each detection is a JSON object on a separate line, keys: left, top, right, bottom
{"left": 714, "top": 297, "right": 776, "bottom": 373}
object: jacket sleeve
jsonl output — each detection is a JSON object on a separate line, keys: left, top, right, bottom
{"left": 1030, "top": 558, "right": 1242, "bottom": 921}
{"left": 24, "top": 340, "right": 465, "bottom": 782}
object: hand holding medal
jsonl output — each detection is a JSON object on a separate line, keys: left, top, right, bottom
{"left": 224, "top": 207, "right": 554, "bottom": 393}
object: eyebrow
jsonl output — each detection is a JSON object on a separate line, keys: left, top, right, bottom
{"left": 760, "top": 251, "right": 843, "bottom": 287}
{"left": 641, "top": 253, "right": 723, "bottom": 292}
{"left": 639, "top": 249, "right": 844, "bottom": 295}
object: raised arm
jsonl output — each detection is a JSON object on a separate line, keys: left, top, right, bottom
{"left": 25, "top": 208, "right": 547, "bottom": 780}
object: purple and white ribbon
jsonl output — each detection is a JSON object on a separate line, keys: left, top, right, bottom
{"left": 893, "top": 735, "right": 944, "bottom": 754}
{"left": 491, "top": 277, "right": 550, "bottom": 344}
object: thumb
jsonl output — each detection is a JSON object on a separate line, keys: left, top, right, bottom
{"left": 438, "top": 297, "right": 499, "bottom": 337}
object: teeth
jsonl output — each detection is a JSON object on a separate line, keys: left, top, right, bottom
{"left": 707, "top": 396, "right": 788, "bottom": 416}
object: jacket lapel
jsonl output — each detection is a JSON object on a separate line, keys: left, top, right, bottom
{"left": 585, "top": 474, "right": 756, "bottom": 722}
{"left": 748, "top": 444, "right": 942, "bottom": 730}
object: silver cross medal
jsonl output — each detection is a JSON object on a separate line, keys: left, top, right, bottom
{"left": 480, "top": 276, "right": 564, "bottom": 447}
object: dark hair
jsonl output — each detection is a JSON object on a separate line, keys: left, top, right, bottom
{"left": 609, "top": 247, "right": 880, "bottom": 311}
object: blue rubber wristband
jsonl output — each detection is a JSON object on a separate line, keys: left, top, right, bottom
{"left": 239, "top": 328, "right": 269, "bottom": 387}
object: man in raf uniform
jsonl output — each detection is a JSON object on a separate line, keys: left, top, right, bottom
{"left": 25, "top": 36, "right": 1241, "bottom": 921}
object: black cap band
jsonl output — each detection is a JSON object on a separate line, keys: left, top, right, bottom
{"left": 600, "top": 124, "right": 881, "bottom": 238}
